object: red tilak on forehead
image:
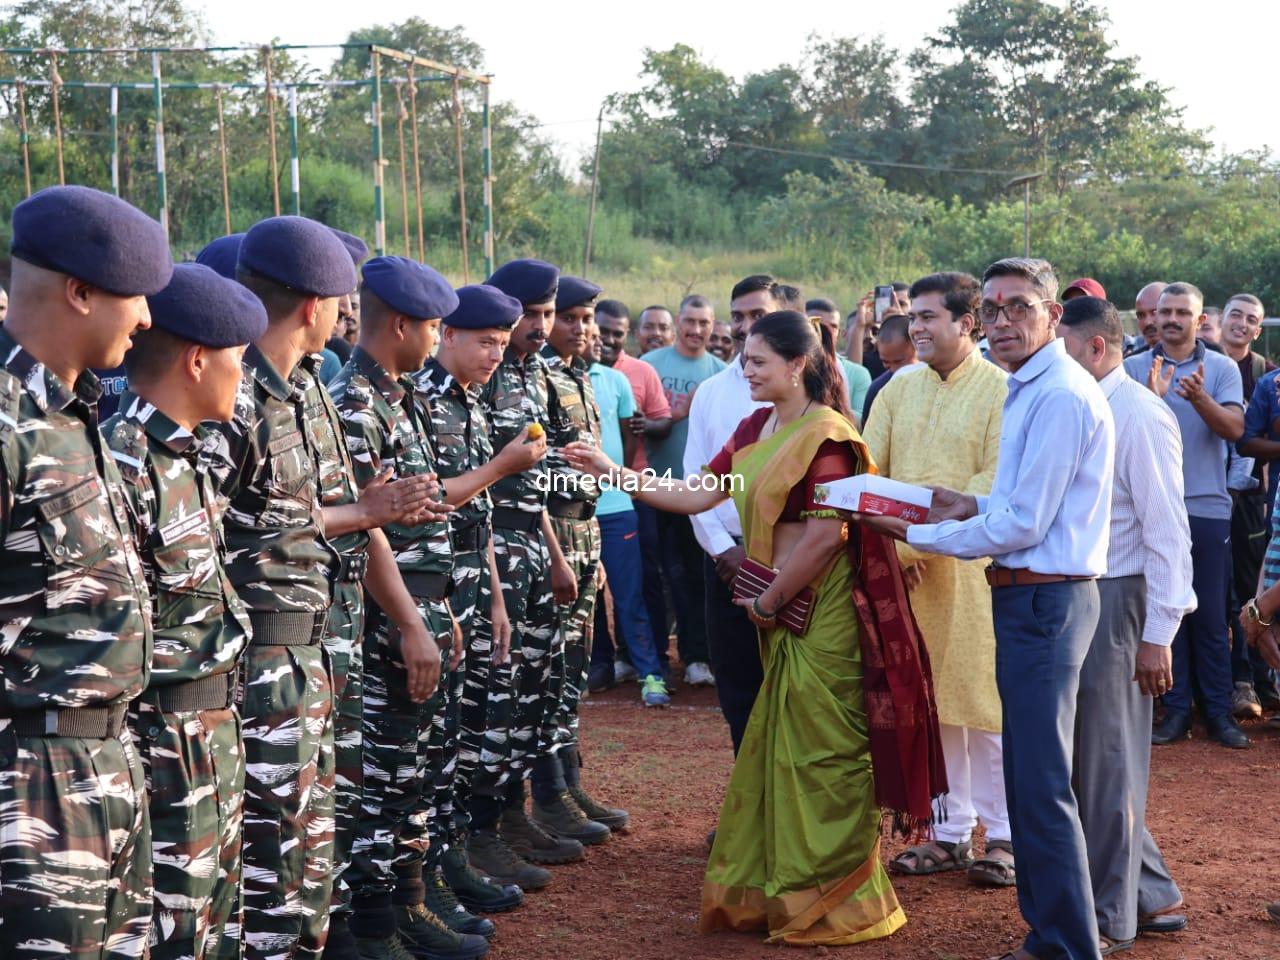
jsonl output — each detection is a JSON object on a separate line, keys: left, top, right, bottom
{"left": 995, "top": 291, "right": 1005, "bottom": 303}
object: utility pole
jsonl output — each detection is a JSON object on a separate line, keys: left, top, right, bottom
{"left": 582, "top": 103, "right": 605, "bottom": 278}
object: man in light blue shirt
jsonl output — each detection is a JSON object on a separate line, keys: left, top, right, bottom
{"left": 863, "top": 258, "right": 1114, "bottom": 960}
{"left": 1123, "top": 282, "right": 1247, "bottom": 750}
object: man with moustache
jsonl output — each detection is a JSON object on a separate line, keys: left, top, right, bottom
{"left": 0, "top": 185, "right": 169, "bottom": 960}
{"left": 643, "top": 294, "right": 725, "bottom": 687}
{"left": 1133, "top": 282, "right": 1166, "bottom": 351}
{"left": 594, "top": 298, "right": 673, "bottom": 686}
{"left": 708, "top": 320, "right": 735, "bottom": 363}
{"left": 636, "top": 305, "right": 675, "bottom": 354}
{"left": 1125, "top": 282, "right": 1248, "bottom": 749}
{"left": 474, "top": 259, "right": 584, "bottom": 877}
{"left": 683, "top": 275, "right": 779, "bottom": 752}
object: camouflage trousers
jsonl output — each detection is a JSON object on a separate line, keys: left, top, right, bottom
{"left": 0, "top": 721, "right": 151, "bottom": 960}
{"left": 323, "top": 580, "right": 366, "bottom": 916}
{"left": 237, "top": 641, "right": 336, "bottom": 960}
{"left": 129, "top": 700, "right": 244, "bottom": 960}
{"left": 483, "top": 524, "right": 562, "bottom": 794}
{"left": 348, "top": 596, "right": 451, "bottom": 931}
{"left": 448, "top": 531, "right": 494, "bottom": 835}
{"left": 545, "top": 515, "right": 601, "bottom": 753}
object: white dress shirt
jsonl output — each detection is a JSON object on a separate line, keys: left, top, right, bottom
{"left": 1098, "top": 365, "right": 1197, "bottom": 646}
{"left": 908, "top": 338, "right": 1115, "bottom": 577}
{"left": 683, "top": 359, "right": 769, "bottom": 557}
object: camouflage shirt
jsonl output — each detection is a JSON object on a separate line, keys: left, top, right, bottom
{"left": 211, "top": 344, "right": 336, "bottom": 613}
{"left": 540, "top": 345, "right": 602, "bottom": 505}
{"left": 413, "top": 357, "right": 494, "bottom": 530}
{"left": 478, "top": 348, "right": 552, "bottom": 514}
{"left": 328, "top": 347, "right": 452, "bottom": 576}
{"left": 105, "top": 390, "right": 251, "bottom": 687}
{"left": 293, "top": 355, "right": 369, "bottom": 561}
{"left": 0, "top": 328, "right": 152, "bottom": 712}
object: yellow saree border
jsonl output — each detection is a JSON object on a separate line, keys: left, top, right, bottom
{"left": 700, "top": 839, "right": 906, "bottom": 945}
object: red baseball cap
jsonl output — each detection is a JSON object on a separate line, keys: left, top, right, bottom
{"left": 1062, "top": 278, "right": 1106, "bottom": 301}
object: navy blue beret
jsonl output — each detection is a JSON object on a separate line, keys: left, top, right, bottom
{"left": 485, "top": 258, "right": 559, "bottom": 306}
{"left": 237, "top": 216, "right": 356, "bottom": 297}
{"left": 444, "top": 285, "right": 522, "bottom": 330}
{"left": 556, "top": 276, "right": 603, "bottom": 312}
{"left": 194, "top": 233, "right": 245, "bottom": 280}
{"left": 361, "top": 256, "right": 459, "bottom": 321}
{"left": 331, "top": 228, "right": 369, "bottom": 265}
{"left": 11, "top": 185, "right": 173, "bottom": 297}
{"left": 146, "top": 263, "right": 267, "bottom": 348}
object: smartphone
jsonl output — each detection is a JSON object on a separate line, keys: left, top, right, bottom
{"left": 874, "top": 284, "right": 894, "bottom": 324}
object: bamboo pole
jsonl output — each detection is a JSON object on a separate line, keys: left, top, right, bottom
{"left": 482, "top": 81, "right": 494, "bottom": 278}
{"left": 288, "top": 85, "right": 300, "bottom": 215}
{"left": 151, "top": 52, "right": 168, "bottom": 238}
{"left": 49, "top": 52, "right": 64, "bottom": 184}
{"left": 370, "top": 51, "right": 385, "bottom": 256}
{"left": 407, "top": 64, "right": 425, "bottom": 261}
{"left": 15, "top": 80, "right": 30, "bottom": 196}
{"left": 215, "top": 85, "right": 231, "bottom": 233}
{"left": 263, "top": 47, "right": 280, "bottom": 216}
{"left": 109, "top": 85, "right": 119, "bottom": 195}
{"left": 451, "top": 76, "right": 469, "bottom": 282}
{"left": 394, "top": 81, "right": 410, "bottom": 255}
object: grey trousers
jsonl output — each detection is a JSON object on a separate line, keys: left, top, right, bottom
{"left": 1075, "top": 575, "right": 1182, "bottom": 941}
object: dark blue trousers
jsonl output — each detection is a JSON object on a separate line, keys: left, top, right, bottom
{"left": 702, "top": 553, "right": 763, "bottom": 755}
{"left": 1164, "top": 515, "right": 1233, "bottom": 720}
{"left": 634, "top": 502, "right": 671, "bottom": 673}
{"left": 594, "top": 510, "right": 664, "bottom": 680}
{"left": 993, "top": 579, "right": 1101, "bottom": 960}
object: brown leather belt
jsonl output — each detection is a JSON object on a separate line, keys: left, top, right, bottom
{"left": 985, "top": 566, "right": 1095, "bottom": 588}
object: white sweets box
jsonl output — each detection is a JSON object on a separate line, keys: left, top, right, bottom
{"left": 812, "top": 474, "right": 933, "bottom": 524}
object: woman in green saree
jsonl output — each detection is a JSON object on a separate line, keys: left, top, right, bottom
{"left": 564, "top": 311, "right": 946, "bottom": 947}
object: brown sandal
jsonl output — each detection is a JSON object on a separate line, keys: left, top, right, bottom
{"left": 969, "top": 838, "right": 1016, "bottom": 887}
{"left": 889, "top": 838, "right": 974, "bottom": 875}
{"left": 1100, "top": 935, "right": 1135, "bottom": 956}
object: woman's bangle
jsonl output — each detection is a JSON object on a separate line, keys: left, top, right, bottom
{"left": 750, "top": 596, "right": 778, "bottom": 627}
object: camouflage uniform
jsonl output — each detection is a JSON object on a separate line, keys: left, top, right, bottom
{"left": 0, "top": 330, "right": 154, "bottom": 960}
{"left": 293, "top": 355, "right": 370, "bottom": 925}
{"left": 413, "top": 358, "right": 495, "bottom": 840}
{"left": 476, "top": 349, "right": 561, "bottom": 798}
{"left": 106, "top": 390, "right": 252, "bottom": 960}
{"left": 212, "top": 344, "right": 337, "bottom": 960}
{"left": 539, "top": 346, "right": 603, "bottom": 756}
{"left": 328, "top": 348, "right": 453, "bottom": 933}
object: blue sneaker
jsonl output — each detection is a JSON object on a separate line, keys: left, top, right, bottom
{"left": 641, "top": 675, "right": 670, "bottom": 708}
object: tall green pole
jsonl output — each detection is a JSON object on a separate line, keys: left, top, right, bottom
{"left": 370, "top": 51, "right": 386, "bottom": 256}
{"left": 152, "top": 52, "right": 168, "bottom": 238}
{"left": 482, "top": 80, "right": 494, "bottom": 278}
{"left": 109, "top": 85, "right": 119, "bottom": 196}
{"left": 288, "top": 85, "right": 300, "bottom": 215}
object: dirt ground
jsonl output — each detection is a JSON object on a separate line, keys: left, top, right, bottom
{"left": 491, "top": 684, "right": 1278, "bottom": 960}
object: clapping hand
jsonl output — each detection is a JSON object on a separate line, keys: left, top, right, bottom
{"left": 1147, "top": 356, "right": 1176, "bottom": 398}
{"left": 1172, "top": 362, "right": 1207, "bottom": 405}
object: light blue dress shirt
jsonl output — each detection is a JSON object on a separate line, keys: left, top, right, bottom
{"left": 907, "top": 338, "right": 1115, "bottom": 577}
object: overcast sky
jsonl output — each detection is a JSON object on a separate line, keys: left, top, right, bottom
{"left": 200, "top": 0, "right": 1264, "bottom": 169}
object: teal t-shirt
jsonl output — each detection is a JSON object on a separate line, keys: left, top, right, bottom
{"left": 589, "top": 362, "right": 637, "bottom": 516}
{"left": 641, "top": 346, "right": 726, "bottom": 479}
{"left": 838, "top": 357, "right": 872, "bottom": 418}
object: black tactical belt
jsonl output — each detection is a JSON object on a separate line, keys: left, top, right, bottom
{"left": 548, "top": 498, "right": 596, "bottom": 521}
{"left": 248, "top": 609, "right": 329, "bottom": 646}
{"left": 450, "top": 521, "right": 486, "bottom": 554}
{"left": 140, "top": 673, "right": 235, "bottom": 712}
{"left": 335, "top": 551, "right": 369, "bottom": 583}
{"left": 491, "top": 506, "right": 541, "bottom": 533}
{"left": 4, "top": 700, "right": 128, "bottom": 738}
{"left": 402, "top": 571, "right": 451, "bottom": 601}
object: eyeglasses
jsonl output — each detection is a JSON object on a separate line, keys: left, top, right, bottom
{"left": 978, "top": 299, "right": 1052, "bottom": 326}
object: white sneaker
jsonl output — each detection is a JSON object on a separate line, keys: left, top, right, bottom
{"left": 614, "top": 660, "right": 639, "bottom": 683}
{"left": 684, "top": 662, "right": 716, "bottom": 687}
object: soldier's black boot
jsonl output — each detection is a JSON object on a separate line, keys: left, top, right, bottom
{"left": 325, "top": 913, "right": 362, "bottom": 960}
{"left": 530, "top": 791, "right": 611, "bottom": 846}
{"left": 467, "top": 825, "right": 551, "bottom": 890}
{"left": 423, "top": 869, "right": 497, "bottom": 939}
{"left": 394, "top": 904, "right": 489, "bottom": 960}
{"left": 561, "top": 744, "right": 630, "bottom": 832}
{"left": 442, "top": 844, "right": 523, "bottom": 913}
{"left": 500, "top": 778, "right": 584, "bottom": 864}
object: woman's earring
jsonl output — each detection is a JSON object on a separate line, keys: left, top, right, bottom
{"left": 792, "top": 373, "right": 800, "bottom": 387}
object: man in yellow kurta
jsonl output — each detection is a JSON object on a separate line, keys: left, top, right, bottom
{"left": 863, "top": 272, "right": 1014, "bottom": 888}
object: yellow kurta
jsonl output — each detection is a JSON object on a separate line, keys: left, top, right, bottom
{"left": 862, "top": 349, "right": 1007, "bottom": 733}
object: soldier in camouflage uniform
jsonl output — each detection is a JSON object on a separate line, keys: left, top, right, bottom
{"left": 474, "top": 260, "right": 584, "bottom": 877}
{"left": 212, "top": 217, "right": 353, "bottom": 960}
{"left": 531, "top": 277, "right": 628, "bottom": 842}
{"left": 105, "top": 264, "right": 266, "bottom": 960}
{"left": 0, "top": 186, "right": 171, "bottom": 959}
{"left": 330, "top": 257, "right": 488, "bottom": 960}
{"left": 413, "top": 285, "right": 548, "bottom": 917}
